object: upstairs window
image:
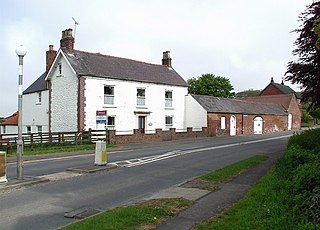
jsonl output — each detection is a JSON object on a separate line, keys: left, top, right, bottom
{"left": 104, "top": 86, "right": 114, "bottom": 105}
{"left": 37, "top": 92, "right": 42, "bottom": 104}
{"left": 58, "top": 63, "right": 62, "bottom": 75}
{"left": 137, "top": 88, "right": 145, "bottom": 106}
{"left": 165, "top": 91, "right": 173, "bottom": 107}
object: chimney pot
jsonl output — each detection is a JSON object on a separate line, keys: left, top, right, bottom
{"left": 60, "top": 28, "right": 74, "bottom": 53}
{"left": 162, "top": 51, "right": 172, "bottom": 68}
{"left": 46, "top": 45, "right": 57, "bottom": 73}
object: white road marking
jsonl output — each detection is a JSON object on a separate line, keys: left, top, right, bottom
{"left": 111, "top": 135, "right": 292, "bottom": 168}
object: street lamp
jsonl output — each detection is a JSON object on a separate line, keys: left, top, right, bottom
{"left": 15, "top": 45, "right": 27, "bottom": 180}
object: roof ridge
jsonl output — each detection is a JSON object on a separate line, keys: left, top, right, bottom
{"left": 73, "top": 49, "right": 167, "bottom": 68}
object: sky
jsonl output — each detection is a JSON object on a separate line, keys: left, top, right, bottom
{"left": 0, "top": 0, "right": 311, "bottom": 117}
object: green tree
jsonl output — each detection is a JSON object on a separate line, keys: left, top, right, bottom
{"left": 285, "top": 1, "right": 320, "bottom": 108}
{"left": 187, "top": 73, "right": 235, "bottom": 98}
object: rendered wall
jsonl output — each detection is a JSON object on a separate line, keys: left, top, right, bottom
{"left": 22, "top": 90, "right": 49, "bottom": 133}
{"left": 50, "top": 55, "right": 78, "bottom": 132}
{"left": 83, "top": 77, "right": 188, "bottom": 133}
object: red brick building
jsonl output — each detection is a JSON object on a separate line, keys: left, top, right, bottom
{"left": 239, "top": 78, "right": 302, "bottom": 130}
{"left": 190, "top": 95, "right": 289, "bottom": 136}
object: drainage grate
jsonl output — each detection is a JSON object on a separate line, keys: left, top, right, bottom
{"left": 64, "top": 207, "right": 103, "bottom": 219}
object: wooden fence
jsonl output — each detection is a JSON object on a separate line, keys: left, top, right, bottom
{"left": 0, "top": 129, "right": 109, "bottom": 148}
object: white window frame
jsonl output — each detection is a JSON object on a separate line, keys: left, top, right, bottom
{"left": 37, "top": 125, "right": 42, "bottom": 133}
{"left": 165, "top": 115, "right": 173, "bottom": 127}
{"left": 165, "top": 91, "right": 173, "bottom": 107}
{"left": 137, "top": 88, "right": 146, "bottom": 106}
{"left": 26, "top": 126, "right": 31, "bottom": 133}
{"left": 37, "top": 92, "right": 42, "bottom": 104}
{"left": 104, "top": 85, "right": 115, "bottom": 105}
{"left": 107, "top": 116, "right": 115, "bottom": 130}
{"left": 58, "top": 63, "right": 62, "bottom": 75}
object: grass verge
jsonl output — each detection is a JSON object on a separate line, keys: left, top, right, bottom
{"left": 194, "top": 129, "right": 320, "bottom": 229}
{"left": 60, "top": 198, "right": 192, "bottom": 230}
{"left": 6, "top": 143, "right": 116, "bottom": 157}
{"left": 190, "top": 155, "right": 268, "bottom": 190}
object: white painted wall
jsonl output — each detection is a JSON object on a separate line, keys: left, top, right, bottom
{"left": 185, "top": 95, "right": 207, "bottom": 129}
{"left": 50, "top": 54, "right": 78, "bottom": 132}
{"left": 0, "top": 125, "right": 17, "bottom": 135}
{"left": 22, "top": 90, "right": 49, "bottom": 133}
{"left": 84, "top": 77, "right": 188, "bottom": 134}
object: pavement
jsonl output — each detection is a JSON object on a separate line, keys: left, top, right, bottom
{"left": 0, "top": 139, "right": 282, "bottom": 229}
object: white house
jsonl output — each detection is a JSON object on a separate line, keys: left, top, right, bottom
{"left": 43, "top": 28, "right": 189, "bottom": 133}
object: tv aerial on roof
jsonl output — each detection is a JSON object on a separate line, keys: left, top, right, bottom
{"left": 72, "top": 17, "right": 79, "bottom": 41}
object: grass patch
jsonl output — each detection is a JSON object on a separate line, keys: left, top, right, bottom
{"left": 6, "top": 143, "right": 116, "bottom": 157}
{"left": 193, "top": 169, "right": 298, "bottom": 230}
{"left": 199, "top": 155, "right": 268, "bottom": 184}
{"left": 60, "top": 198, "right": 192, "bottom": 230}
{"left": 194, "top": 129, "right": 320, "bottom": 229}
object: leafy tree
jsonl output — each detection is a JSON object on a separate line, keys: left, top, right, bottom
{"left": 187, "top": 73, "right": 235, "bottom": 98}
{"left": 235, "top": 89, "right": 261, "bottom": 98}
{"left": 285, "top": 1, "right": 320, "bottom": 108}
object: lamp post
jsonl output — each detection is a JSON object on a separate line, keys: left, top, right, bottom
{"left": 15, "top": 45, "right": 27, "bottom": 180}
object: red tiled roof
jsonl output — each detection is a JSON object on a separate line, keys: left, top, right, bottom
{"left": 1, "top": 112, "right": 18, "bottom": 125}
{"left": 238, "top": 94, "right": 294, "bottom": 110}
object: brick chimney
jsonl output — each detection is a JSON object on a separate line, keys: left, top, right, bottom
{"left": 46, "top": 45, "right": 57, "bottom": 73}
{"left": 162, "top": 51, "right": 172, "bottom": 68}
{"left": 60, "top": 28, "right": 74, "bottom": 53}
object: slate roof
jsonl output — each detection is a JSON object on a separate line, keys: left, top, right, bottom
{"left": 261, "top": 82, "right": 301, "bottom": 99}
{"left": 238, "top": 94, "right": 294, "bottom": 110}
{"left": 63, "top": 50, "right": 189, "bottom": 87}
{"left": 192, "top": 95, "right": 288, "bottom": 115}
{"left": 24, "top": 72, "right": 47, "bottom": 94}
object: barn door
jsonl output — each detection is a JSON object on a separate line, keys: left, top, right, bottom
{"left": 253, "top": 117, "right": 263, "bottom": 134}
{"left": 230, "top": 115, "right": 236, "bottom": 136}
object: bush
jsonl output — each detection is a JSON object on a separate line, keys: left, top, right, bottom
{"left": 287, "top": 129, "right": 320, "bottom": 150}
{"left": 276, "top": 129, "right": 320, "bottom": 227}
{"left": 292, "top": 164, "right": 320, "bottom": 224}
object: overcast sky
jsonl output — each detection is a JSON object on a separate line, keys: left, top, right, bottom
{"left": 0, "top": 0, "right": 310, "bottom": 117}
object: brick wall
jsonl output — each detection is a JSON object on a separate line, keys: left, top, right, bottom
{"left": 208, "top": 113, "right": 288, "bottom": 136}
{"left": 287, "top": 96, "right": 301, "bottom": 130}
{"left": 108, "top": 127, "right": 208, "bottom": 145}
{"left": 78, "top": 76, "right": 86, "bottom": 131}
{"left": 260, "top": 84, "right": 283, "bottom": 96}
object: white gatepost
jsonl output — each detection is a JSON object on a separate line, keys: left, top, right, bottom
{"left": 0, "top": 151, "right": 7, "bottom": 183}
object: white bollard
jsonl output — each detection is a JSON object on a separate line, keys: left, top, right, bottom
{"left": 94, "top": 141, "right": 107, "bottom": 166}
{"left": 0, "top": 151, "right": 7, "bottom": 183}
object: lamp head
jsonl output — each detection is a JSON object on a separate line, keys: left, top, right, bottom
{"left": 15, "top": 45, "right": 27, "bottom": 57}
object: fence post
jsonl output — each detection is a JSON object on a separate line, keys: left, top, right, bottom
{"left": 88, "top": 129, "right": 92, "bottom": 142}
{"left": 30, "top": 133, "right": 34, "bottom": 150}
{"left": 105, "top": 128, "right": 109, "bottom": 144}
{"left": 58, "top": 132, "right": 61, "bottom": 144}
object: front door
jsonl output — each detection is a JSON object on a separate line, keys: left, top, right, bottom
{"left": 138, "top": 116, "right": 146, "bottom": 133}
{"left": 230, "top": 115, "right": 236, "bottom": 136}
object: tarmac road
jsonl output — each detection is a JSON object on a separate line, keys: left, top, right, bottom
{"left": 0, "top": 131, "right": 291, "bottom": 230}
